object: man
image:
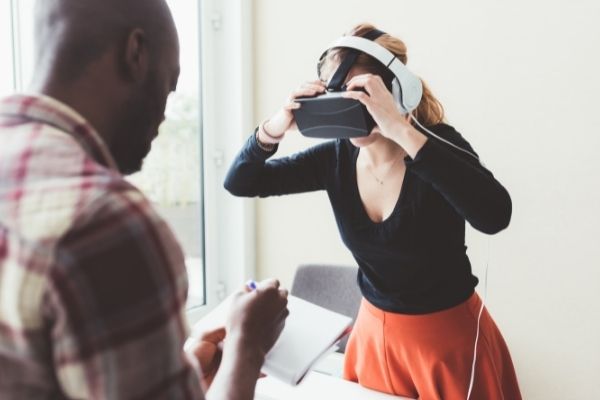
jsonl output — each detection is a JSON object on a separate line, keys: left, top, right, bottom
{"left": 0, "top": 0, "right": 288, "bottom": 399}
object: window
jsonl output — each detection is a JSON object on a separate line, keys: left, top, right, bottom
{"left": 129, "top": 0, "right": 206, "bottom": 309}
{"left": 0, "top": 1, "right": 18, "bottom": 96}
{"left": 2, "top": 0, "right": 206, "bottom": 310}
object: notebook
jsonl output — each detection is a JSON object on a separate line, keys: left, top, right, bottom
{"left": 187, "top": 294, "right": 353, "bottom": 386}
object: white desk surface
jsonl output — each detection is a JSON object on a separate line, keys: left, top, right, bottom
{"left": 254, "top": 371, "right": 414, "bottom": 400}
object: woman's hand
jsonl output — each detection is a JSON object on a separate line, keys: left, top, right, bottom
{"left": 342, "top": 73, "right": 427, "bottom": 158}
{"left": 259, "top": 80, "right": 327, "bottom": 145}
{"left": 342, "top": 73, "right": 410, "bottom": 138}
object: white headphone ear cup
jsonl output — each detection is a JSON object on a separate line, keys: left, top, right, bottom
{"left": 391, "top": 79, "right": 406, "bottom": 114}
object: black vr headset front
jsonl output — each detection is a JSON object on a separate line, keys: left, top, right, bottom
{"left": 292, "top": 29, "right": 423, "bottom": 139}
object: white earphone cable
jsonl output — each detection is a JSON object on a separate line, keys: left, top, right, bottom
{"left": 408, "top": 114, "right": 481, "bottom": 162}
{"left": 466, "top": 236, "right": 491, "bottom": 400}
{"left": 407, "top": 113, "right": 492, "bottom": 399}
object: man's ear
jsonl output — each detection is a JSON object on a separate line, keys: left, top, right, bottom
{"left": 122, "top": 28, "right": 149, "bottom": 83}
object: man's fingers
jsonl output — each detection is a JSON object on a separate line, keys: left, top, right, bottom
{"left": 256, "top": 278, "right": 280, "bottom": 290}
{"left": 199, "top": 326, "right": 226, "bottom": 343}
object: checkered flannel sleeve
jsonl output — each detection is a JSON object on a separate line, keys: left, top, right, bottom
{"left": 44, "top": 189, "right": 204, "bottom": 399}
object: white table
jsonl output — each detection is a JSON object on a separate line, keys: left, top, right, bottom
{"left": 254, "top": 352, "right": 415, "bottom": 400}
{"left": 254, "top": 371, "right": 414, "bottom": 400}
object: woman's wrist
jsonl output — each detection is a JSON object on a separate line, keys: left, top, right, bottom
{"left": 259, "top": 120, "right": 284, "bottom": 144}
{"left": 387, "top": 120, "right": 428, "bottom": 159}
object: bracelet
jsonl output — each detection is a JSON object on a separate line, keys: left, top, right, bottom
{"left": 259, "top": 120, "right": 284, "bottom": 141}
{"left": 255, "top": 130, "right": 276, "bottom": 152}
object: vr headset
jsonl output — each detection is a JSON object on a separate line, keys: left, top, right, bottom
{"left": 292, "top": 29, "right": 423, "bottom": 139}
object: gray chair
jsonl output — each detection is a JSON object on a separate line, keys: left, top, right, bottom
{"left": 290, "top": 264, "right": 362, "bottom": 353}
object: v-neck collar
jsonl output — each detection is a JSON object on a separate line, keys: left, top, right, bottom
{"left": 351, "top": 145, "right": 410, "bottom": 226}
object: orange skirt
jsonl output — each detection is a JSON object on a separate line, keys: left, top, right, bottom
{"left": 343, "top": 293, "right": 522, "bottom": 400}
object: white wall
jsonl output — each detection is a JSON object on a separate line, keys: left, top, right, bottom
{"left": 245, "top": 0, "right": 600, "bottom": 399}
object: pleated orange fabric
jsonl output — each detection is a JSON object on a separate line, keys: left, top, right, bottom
{"left": 343, "top": 293, "right": 522, "bottom": 400}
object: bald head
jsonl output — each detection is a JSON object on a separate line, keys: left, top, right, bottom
{"left": 34, "top": 0, "right": 176, "bottom": 83}
{"left": 32, "top": 0, "right": 181, "bottom": 175}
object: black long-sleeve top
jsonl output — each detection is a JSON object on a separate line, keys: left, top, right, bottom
{"left": 224, "top": 123, "right": 512, "bottom": 314}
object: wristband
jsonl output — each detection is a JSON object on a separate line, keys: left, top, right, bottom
{"left": 255, "top": 130, "right": 276, "bottom": 152}
{"left": 259, "top": 120, "right": 284, "bottom": 142}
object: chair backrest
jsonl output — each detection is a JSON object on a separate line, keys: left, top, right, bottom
{"left": 290, "top": 264, "right": 362, "bottom": 353}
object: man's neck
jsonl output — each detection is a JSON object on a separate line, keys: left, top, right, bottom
{"left": 32, "top": 79, "right": 117, "bottom": 151}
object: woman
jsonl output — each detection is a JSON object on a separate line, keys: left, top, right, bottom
{"left": 224, "top": 23, "right": 522, "bottom": 400}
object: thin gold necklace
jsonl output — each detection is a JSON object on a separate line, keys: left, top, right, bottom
{"left": 365, "top": 156, "right": 401, "bottom": 186}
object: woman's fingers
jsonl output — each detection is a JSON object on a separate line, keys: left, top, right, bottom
{"left": 290, "top": 87, "right": 325, "bottom": 100}
{"left": 290, "top": 81, "right": 326, "bottom": 99}
{"left": 302, "top": 82, "right": 327, "bottom": 92}
{"left": 345, "top": 73, "right": 386, "bottom": 95}
{"left": 341, "top": 90, "right": 371, "bottom": 105}
{"left": 266, "top": 79, "right": 326, "bottom": 138}
{"left": 284, "top": 102, "right": 301, "bottom": 111}
{"left": 305, "top": 80, "right": 327, "bottom": 90}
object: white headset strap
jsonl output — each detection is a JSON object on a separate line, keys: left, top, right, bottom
{"left": 326, "top": 36, "right": 423, "bottom": 112}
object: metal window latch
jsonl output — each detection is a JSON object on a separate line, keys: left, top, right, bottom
{"left": 216, "top": 281, "right": 227, "bottom": 300}
{"left": 213, "top": 149, "right": 225, "bottom": 167}
{"left": 210, "top": 12, "right": 222, "bottom": 31}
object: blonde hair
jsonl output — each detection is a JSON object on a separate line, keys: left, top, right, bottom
{"left": 319, "top": 23, "right": 445, "bottom": 127}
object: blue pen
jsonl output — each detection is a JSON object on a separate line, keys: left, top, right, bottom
{"left": 246, "top": 279, "right": 257, "bottom": 290}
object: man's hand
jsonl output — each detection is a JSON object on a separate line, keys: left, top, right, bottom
{"left": 226, "top": 279, "right": 289, "bottom": 359}
{"left": 192, "top": 327, "right": 226, "bottom": 389}
{"left": 204, "top": 279, "right": 289, "bottom": 400}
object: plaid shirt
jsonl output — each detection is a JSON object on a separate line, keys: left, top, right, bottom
{"left": 0, "top": 95, "right": 204, "bottom": 399}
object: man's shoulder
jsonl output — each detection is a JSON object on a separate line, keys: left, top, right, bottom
{"left": 1, "top": 117, "right": 84, "bottom": 162}
{"left": 0, "top": 119, "right": 160, "bottom": 244}
{"left": 72, "top": 182, "right": 165, "bottom": 235}
{"left": 64, "top": 181, "right": 181, "bottom": 261}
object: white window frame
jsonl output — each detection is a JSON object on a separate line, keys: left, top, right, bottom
{"left": 6, "top": 0, "right": 24, "bottom": 93}
{"left": 187, "top": 0, "right": 256, "bottom": 325}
